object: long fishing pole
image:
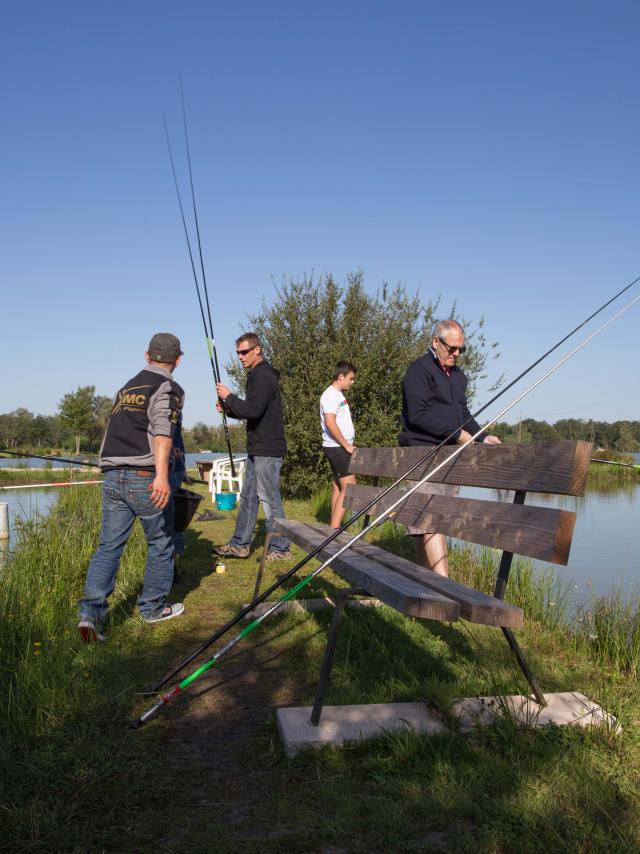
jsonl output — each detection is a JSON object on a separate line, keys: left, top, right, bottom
{"left": 172, "top": 83, "right": 237, "bottom": 478}
{"left": 163, "top": 118, "right": 236, "bottom": 478}
{"left": 591, "top": 458, "right": 640, "bottom": 470}
{"left": 0, "top": 448, "right": 207, "bottom": 484}
{"left": 132, "top": 288, "right": 640, "bottom": 728}
{"left": 0, "top": 449, "right": 99, "bottom": 467}
{"left": 146, "top": 273, "right": 640, "bottom": 695}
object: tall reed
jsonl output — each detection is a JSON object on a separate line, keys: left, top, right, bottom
{"left": 0, "top": 487, "right": 146, "bottom": 752}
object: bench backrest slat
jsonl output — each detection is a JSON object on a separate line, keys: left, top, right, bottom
{"left": 349, "top": 440, "right": 592, "bottom": 496}
{"left": 344, "top": 485, "right": 577, "bottom": 565}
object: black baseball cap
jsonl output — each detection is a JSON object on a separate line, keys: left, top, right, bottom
{"left": 147, "top": 333, "right": 184, "bottom": 362}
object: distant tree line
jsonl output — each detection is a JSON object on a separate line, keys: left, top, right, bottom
{"left": 0, "top": 389, "right": 246, "bottom": 455}
{"left": 3, "top": 272, "right": 636, "bottom": 483}
{"left": 491, "top": 418, "right": 640, "bottom": 451}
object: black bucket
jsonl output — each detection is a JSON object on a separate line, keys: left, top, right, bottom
{"left": 173, "top": 488, "right": 204, "bottom": 532}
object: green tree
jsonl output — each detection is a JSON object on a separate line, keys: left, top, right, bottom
{"left": 227, "top": 271, "right": 500, "bottom": 497}
{"left": 614, "top": 423, "right": 639, "bottom": 453}
{"left": 58, "top": 386, "right": 100, "bottom": 454}
{"left": 85, "top": 395, "right": 113, "bottom": 451}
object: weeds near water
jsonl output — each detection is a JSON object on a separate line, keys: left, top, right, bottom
{"left": 0, "top": 487, "right": 146, "bottom": 751}
{"left": 573, "top": 588, "right": 640, "bottom": 677}
{"left": 335, "top": 493, "right": 638, "bottom": 680}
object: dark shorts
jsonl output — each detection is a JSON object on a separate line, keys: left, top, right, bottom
{"left": 323, "top": 446, "right": 352, "bottom": 479}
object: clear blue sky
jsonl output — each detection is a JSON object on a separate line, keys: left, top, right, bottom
{"left": 2, "top": 1, "right": 639, "bottom": 428}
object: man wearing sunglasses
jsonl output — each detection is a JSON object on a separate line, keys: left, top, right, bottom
{"left": 213, "top": 332, "right": 292, "bottom": 561}
{"left": 399, "top": 319, "right": 500, "bottom": 576}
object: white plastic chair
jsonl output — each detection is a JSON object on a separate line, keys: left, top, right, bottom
{"left": 207, "top": 457, "right": 230, "bottom": 495}
{"left": 208, "top": 455, "right": 247, "bottom": 498}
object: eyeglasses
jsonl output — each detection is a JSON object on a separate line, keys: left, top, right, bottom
{"left": 236, "top": 347, "right": 255, "bottom": 356}
{"left": 437, "top": 337, "right": 466, "bottom": 355}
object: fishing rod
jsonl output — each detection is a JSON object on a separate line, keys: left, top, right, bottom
{"left": 591, "top": 458, "right": 640, "bottom": 470}
{"left": 0, "top": 448, "right": 207, "bottom": 485}
{"left": 132, "top": 288, "right": 640, "bottom": 728}
{"left": 146, "top": 272, "right": 640, "bottom": 695}
{"left": 163, "top": 86, "right": 237, "bottom": 478}
{"left": 0, "top": 449, "right": 99, "bottom": 467}
{"left": 0, "top": 448, "right": 208, "bottom": 489}
{"left": 0, "top": 480, "right": 103, "bottom": 491}
{"left": 180, "top": 86, "right": 237, "bottom": 479}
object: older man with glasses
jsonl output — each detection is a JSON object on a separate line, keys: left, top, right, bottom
{"left": 214, "top": 332, "right": 292, "bottom": 561}
{"left": 399, "top": 319, "right": 500, "bottom": 576}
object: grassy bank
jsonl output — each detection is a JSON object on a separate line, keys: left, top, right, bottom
{"left": 0, "top": 466, "right": 99, "bottom": 487}
{"left": 1, "top": 486, "right": 638, "bottom": 852}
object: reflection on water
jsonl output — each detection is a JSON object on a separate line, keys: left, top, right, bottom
{"left": 461, "top": 475, "right": 640, "bottom": 601}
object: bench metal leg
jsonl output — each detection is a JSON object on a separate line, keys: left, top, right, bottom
{"left": 502, "top": 627, "right": 547, "bottom": 708}
{"left": 491, "top": 489, "right": 546, "bottom": 707}
{"left": 311, "top": 587, "right": 367, "bottom": 726}
{"left": 252, "top": 531, "right": 274, "bottom": 602}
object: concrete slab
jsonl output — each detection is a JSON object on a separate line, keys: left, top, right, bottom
{"left": 242, "top": 597, "right": 381, "bottom": 620}
{"left": 453, "top": 691, "right": 620, "bottom": 733}
{"left": 277, "top": 693, "right": 619, "bottom": 757}
{"left": 276, "top": 702, "right": 447, "bottom": 758}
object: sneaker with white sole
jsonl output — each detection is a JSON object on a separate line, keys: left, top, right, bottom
{"left": 145, "top": 602, "right": 185, "bottom": 624}
{"left": 213, "top": 544, "right": 250, "bottom": 558}
{"left": 264, "top": 549, "right": 294, "bottom": 561}
{"left": 78, "top": 620, "right": 106, "bottom": 643}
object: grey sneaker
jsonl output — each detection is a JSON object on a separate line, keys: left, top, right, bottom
{"left": 145, "top": 603, "right": 185, "bottom": 623}
{"left": 78, "top": 620, "right": 106, "bottom": 643}
{"left": 213, "top": 544, "right": 250, "bottom": 558}
{"left": 264, "top": 549, "right": 294, "bottom": 562}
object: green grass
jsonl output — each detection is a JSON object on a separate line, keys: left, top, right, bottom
{"left": 0, "top": 467, "right": 99, "bottom": 487}
{"left": 1, "top": 484, "right": 639, "bottom": 852}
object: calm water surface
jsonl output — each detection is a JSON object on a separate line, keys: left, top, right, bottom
{"left": 459, "top": 479, "right": 639, "bottom": 601}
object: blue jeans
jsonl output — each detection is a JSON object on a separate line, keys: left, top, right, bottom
{"left": 78, "top": 469, "right": 175, "bottom": 626}
{"left": 229, "top": 455, "right": 290, "bottom": 553}
{"left": 170, "top": 470, "right": 185, "bottom": 556}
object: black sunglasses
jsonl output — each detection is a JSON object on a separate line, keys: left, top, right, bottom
{"left": 236, "top": 347, "right": 256, "bottom": 356}
{"left": 437, "top": 337, "right": 466, "bottom": 355}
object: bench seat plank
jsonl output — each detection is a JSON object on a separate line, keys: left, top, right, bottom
{"left": 344, "top": 485, "right": 577, "bottom": 565}
{"left": 274, "top": 519, "right": 460, "bottom": 621}
{"left": 349, "top": 441, "right": 592, "bottom": 496}
{"left": 304, "top": 523, "right": 524, "bottom": 629}
{"left": 275, "top": 520, "right": 523, "bottom": 628}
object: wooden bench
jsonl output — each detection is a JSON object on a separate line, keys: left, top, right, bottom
{"left": 256, "top": 440, "right": 592, "bottom": 725}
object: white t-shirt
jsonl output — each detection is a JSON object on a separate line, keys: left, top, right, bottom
{"left": 320, "top": 385, "right": 355, "bottom": 448}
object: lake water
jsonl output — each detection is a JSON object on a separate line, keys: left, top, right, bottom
{"left": 1, "top": 452, "right": 638, "bottom": 601}
{"left": 1, "top": 487, "right": 67, "bottom": 543}
{"left": 458, "top": 480, "right": 639, "bottom": 602}
{"left": 0, "top": 453, "right": 226, "bottom": 547}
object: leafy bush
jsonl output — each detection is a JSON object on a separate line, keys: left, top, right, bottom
{"left": 228, "top": 271, "right": 499, "bottom": 497}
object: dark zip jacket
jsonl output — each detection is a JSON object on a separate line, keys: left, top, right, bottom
{"left": 398, "top": 349, "right": 482, "bottom": 446}
{"left": 223, "top": 361, "right": 287, "bottom": 457}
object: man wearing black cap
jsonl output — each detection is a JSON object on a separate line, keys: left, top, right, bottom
{"left": 78, "top": 333, "right": 186, "bottom": 642}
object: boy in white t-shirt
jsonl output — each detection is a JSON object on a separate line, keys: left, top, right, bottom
{"left": 320, "top": 361, "right": 357, "bottom": 528}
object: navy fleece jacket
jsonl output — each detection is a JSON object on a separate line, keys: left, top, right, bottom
{"left": 398, "top": 350, "right": 482, "bottom": 446}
